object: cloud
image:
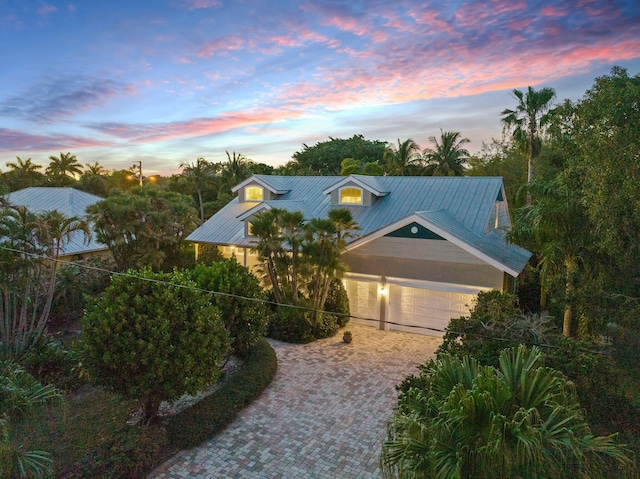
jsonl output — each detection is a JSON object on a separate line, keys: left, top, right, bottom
{"left": 183, "top": 0, "right": 222, "bottom": 10}
{"left": 37, "top": 3, "right": 57, "bottom": 16}
{"left": 86, "top": 108, "right": 307, "bottom": 143}
{"left": 0, "top": 128, "right": 113, "bottom": 152}
{"left": 0, "top": 76, "right": 135, "bottom": 123}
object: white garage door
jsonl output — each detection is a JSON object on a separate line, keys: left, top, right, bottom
{"left": 388, "top": 285, "right": 475, "bottom": 337}
{"left": 343, "top": 279, "right": 378, "bottom": 328}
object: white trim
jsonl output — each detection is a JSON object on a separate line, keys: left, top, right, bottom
{"left": 236, "top": 203, "right": 272, "bottom": 221}
{"left": 231, "top": 175, "right": 289, "bottom": 194}
{"left": 322, "top": 175, "right": 389, "bottom": 197}
{"left": 343, "top": 272, "right": 491, "bottom": 295}
{"left": 345, "top": 213, "right": 521, "bottom": 277}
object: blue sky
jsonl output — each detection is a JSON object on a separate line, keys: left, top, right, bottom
{"left": 1, "top": 0, "right": 639, "bottom": 176}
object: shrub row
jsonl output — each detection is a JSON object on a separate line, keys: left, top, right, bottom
{"left": 165, "top": 337, "right": 278, "bottom": 449}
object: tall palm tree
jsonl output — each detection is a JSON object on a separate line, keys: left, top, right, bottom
{"left": 381, "top": 345, "right": 631, "bottom": 479}
{"left": 423, "top": 129, "right": 470, "bottom": 176}
{"left": 501, "top": 86, "right": 556, "bottom": 202}
{"left": 180, "top": 157, "right": 216, "bottom": 222}
{"left": 46, "top": 152, "right": 83, "bottom": 185}
{"left": 384, "top": 139, "right": 422, "bottom": 176}
{"left": 508, "top": 171, "right": 593, "bottom": 337}
{"left": 84, "top": 161, "right": 106, "bottom": 176}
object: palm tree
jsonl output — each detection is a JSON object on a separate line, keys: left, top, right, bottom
{"left": 221, "top": 151, "right": 250, "bottom": 189}
{"left": 384, "top": 139, "right": 422, "bottom": 176}
{"left": 251, "top": 208, "right": 286, "bottom": 303}
{"left": 501, "top": 86, "right": 556, "bottom": 203}
{"left": 508, "top": 171, "right": 593, "bottom": 337}
{"left": 84, "top": 161, "right": 106, "bottom": 176}
{"left": 180, "top": 157, "right": 216, "bottom": 222}
{"left": 423, "top": 129, "right": 470, "bottom": 176}
{"left": 381, "top": 345, "right": 631, "bottom": 479}
{"left": 46, "top": 152, "right": 83, "bottom": 185}
{"left": 4, "top": 157, "right": 44, "bottom": 190}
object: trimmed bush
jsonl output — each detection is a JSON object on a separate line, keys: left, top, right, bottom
{"left": 190, "top": 259, "right": 271, "bottom": 354}
{"left": 267, "top": 307, "right": 316, "bottom": 343}
{"left": 324, "top": 278, "right": 350, "bottom": 328}
{"left": 166, "top": 338, "right": 277, "bottom": 449}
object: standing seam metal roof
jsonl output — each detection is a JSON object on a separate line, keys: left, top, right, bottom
{"left": 187, "top": 175, "right": 531, "bottom": 274}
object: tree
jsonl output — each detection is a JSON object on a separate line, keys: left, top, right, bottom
{"left": 86, "top": 188, "right": 198, "bottom": 271}
{"left": 501, "top": 86, "right": 556, "bottom": 203}
{"left": 180, "top": 157, "right": 217, "bottom": 222}
{"left": 190, "top": 259, "right": 270, "bottom": 355}
{"left": 82, "top": 269, "right": 230, "bottom": 422}
{"left": 45, "top": 152, "right": 82, "bottom": 186}
{"left": 4, "top": 157, "right": 45, "bottom": 191}
{"left": 0, "top": 203, "right": 90, "bottom": 358}
{"left": 422, "top": 129, "right": 470, "bottom": 176}
{"left": 509, "top": 173, "right": 595, "bottom": 337}
{"left": 220, "top": 151, "right": 250, "bottom": 189}
{"left": 383, "top": 138, "right": 423, "bottom": 176}
{"left": 77, "top": 162, "right": 108, "bottom": 196}
{"left": 282, "top": 134, "right": 387, "bottom": 176}
{"left": 381, "top": 345, "right": 631, "bottom": 479}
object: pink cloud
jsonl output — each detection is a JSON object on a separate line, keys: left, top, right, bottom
{"left": 197, "top": 36, "right": 245, "bottom": 57}
{"left": 0, "top": 128, "right": 113, "bottom": 152}
{"left": 540, "top": 6, "right": 569, "bottom": 17}
{"left": 88, "top": 109, "right": 308, "bottom": 143}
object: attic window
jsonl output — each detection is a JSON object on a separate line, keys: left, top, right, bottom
{"left": 245, "top": 186, "right": 263, "bottom": 201}
{"left": 339, "top": 187, "right": 363, "bottom": 205}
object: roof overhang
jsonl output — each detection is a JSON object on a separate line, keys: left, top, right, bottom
{"left": 231, "top": 175, "right": 290, "bottom": 195}
{"left": 345, "top": 213, "right": 526, "bottom": 277}
{"left": 322, "top": 175, "right": 389, "bottom": 197}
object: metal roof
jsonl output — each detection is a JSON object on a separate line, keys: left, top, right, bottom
{"left": 4, "top": 187, "right": 108, "bottom": 256}
{"left": 187, "top": 175, "right": 532, "bottom": 275}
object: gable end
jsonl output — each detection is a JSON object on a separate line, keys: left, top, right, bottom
{"left": 385, "top": 222, "right": 445, "bottom": 240}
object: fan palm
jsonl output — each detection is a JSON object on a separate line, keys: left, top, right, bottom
{"left": 381, "top": 345, "right": 630, "bottom": 479}
{"left": 423, "top": 130, "right": 470, "bottom": 176}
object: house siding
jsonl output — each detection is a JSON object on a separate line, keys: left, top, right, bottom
{"left": 342, "top": 253, "right": 504, "bottom": 289}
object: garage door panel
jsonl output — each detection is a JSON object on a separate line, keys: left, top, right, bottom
{"left": 389, "top": 285, "right": 474, "bottom": 337}
{"left": 344, "top": 279, "right": 377, "bottom": 327}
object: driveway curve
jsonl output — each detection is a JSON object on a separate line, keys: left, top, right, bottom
{"left": 151, "top": 324, "right": 441, "bottom": 479}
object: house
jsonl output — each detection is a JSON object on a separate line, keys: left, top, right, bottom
{"left": 3, "top": 187, "right": 108, "bottom": 258}
{"left": 187, "top": 175, "right": 531, "bottom": 336}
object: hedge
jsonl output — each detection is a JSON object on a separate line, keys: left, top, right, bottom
{"left": 166, "top": 337, "right": 278, "bottom": 449}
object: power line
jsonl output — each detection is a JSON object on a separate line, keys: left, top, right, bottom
{"left": 1, "top": 244, "right": 637, "bottom": 360}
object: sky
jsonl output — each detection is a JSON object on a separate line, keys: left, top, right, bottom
{"left": 1, "top": 0, "right": 639, "bottom": 176}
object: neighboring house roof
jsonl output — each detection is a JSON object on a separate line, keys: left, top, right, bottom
{"left": 4, "top": 187, "right": 108, "bottom": 256}
{"left": 188, "top": 175, "right": 532, "bottom": 275}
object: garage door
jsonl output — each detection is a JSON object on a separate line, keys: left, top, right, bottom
{"left": 388, "top": 285, "right": 474, "bottom": 336}
{"left": 343, "top": 279, "right": 378, "bottom": 328}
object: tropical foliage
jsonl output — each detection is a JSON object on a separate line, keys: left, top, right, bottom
{"left": 82, "top": 269, "right": 230, "bottom": 422}
{"left": 384, "top": 138, "right": 423, "bottom": 176}
{"left": 422, "top": 129, "right": 470, "bottom": 176}
{"left": 381, "top": 346, "right": 631, "bottom": 479}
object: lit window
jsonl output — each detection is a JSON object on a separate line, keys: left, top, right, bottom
{"left": 247, "top": 221, "right": 255, "bottom": 236}
{"left": 340, "top": 187, "right": 363, "bottom": 204}
{"left": 245, "top": 186, "right": 263, "bottom": 201}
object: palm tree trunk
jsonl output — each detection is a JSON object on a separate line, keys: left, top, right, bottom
{"left": 563, "top": 258, "right": 577, "bottom": 337}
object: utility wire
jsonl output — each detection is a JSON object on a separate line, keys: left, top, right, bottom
{"left": 1, "top": 244, "right": 637, "bottom": 359}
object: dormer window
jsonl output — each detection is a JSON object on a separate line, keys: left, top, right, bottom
{"left": 245, "top": 186, "right": 263, "bottom": 201}
{"left": 339, "top": 187, "right": 363, "bottom": 205}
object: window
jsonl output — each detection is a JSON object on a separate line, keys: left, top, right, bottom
{"left": 339, "top": 187, "right": 363, "bottom": 204}
{"left": 245, "top": 186, "right": 263, "bottom": 201}
{"left": 247, "top": 221, "right": 255, "bottom": 236}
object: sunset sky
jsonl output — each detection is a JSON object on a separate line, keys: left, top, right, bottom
{"left": 1, "top": 0, "right": 639, "bottom": 176}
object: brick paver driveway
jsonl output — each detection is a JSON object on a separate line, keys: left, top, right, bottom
{"left": 151, "top": 324, "right": 441, "bottom": 479}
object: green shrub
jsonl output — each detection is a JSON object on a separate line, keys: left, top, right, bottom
{"left": 324, "top": 278, "right": 350, "bottom": 328}
{"left": 190, "top": 259, "right": 270, "bottom": 354}
{"left": 267, "top": 306, "right": 316, "bottom": 343}
{"left": 82, "top": 269, "right": 230, "bottom": 422}
{"left": 75, "top": 425, "right": 168, "bottom": 479}
{"left": 21, "top": 338, "right": 88, "bottom": 392}
{"left": 166, "top": 338, "right": 277, "bottom": 449}
{"left": 313, "top": 313, "right": 339, "bottom": 339}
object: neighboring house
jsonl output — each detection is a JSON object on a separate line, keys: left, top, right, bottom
{"left": 187, "top": 175, "right": 531, "bottom": 336}
{"left": 3, "top": 187, "right": 108, "bottom": 258}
